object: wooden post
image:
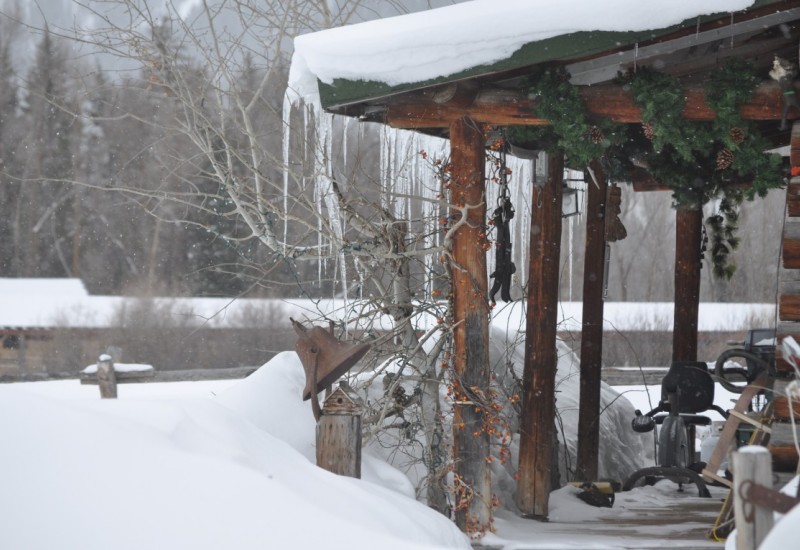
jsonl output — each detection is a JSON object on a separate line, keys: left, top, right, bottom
{"left": 732, "top": 446, "right": 774, "bottom": 550}
{"left": 672, "top": 206, "right": 702, "bottom": 362}
{"left": 316, "top": 386, "right": 363, "bottom": 478}
{"left": 576, "top": 160, "right": 607, "bottom": 481}
{"left": 16, "top": 333, "right": 26, "bottom": 374}
{"left": 449, "top": 116, "right": 492, "bottom": 533}
{"left": 517, "top": 151, "right": 564, "bottom": 519}
{"left": 96, "top": 354, "right": 117, "bottom": 399}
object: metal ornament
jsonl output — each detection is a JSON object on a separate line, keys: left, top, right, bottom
{"left": 291, "top": 319, "right": 370, "bottom": 402}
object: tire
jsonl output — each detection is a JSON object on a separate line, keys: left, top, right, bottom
{"left": 658, "top": 415, "right": 688, "bottom": 468}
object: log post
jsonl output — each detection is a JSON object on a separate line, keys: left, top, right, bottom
{"left": 672, "top": 206, "right": 703, "bottom": 362}
{"left": 576, "top": 160, "right": 607, "bottom": 481}
{"left": 517, "top": 151, "right": 564, "bottom": 519}
{"left": 96, "top": 354, "right": 117, "bottom": 399}
{"left": 448, "top": 116, "right": 492, "bottom": 533}
{"left": 732, "top": 446, "right": 774, "bottom": 550}
{"left": 316, "top": 386, "right": 363, "bottom": 478}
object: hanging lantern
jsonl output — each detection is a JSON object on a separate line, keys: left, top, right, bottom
{"left": 561, "top": 184, "right": 583, "bottom": 218}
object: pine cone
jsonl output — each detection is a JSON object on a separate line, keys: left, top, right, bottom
{"left": 642, "top": 122, "right": 655, "bottom": 140}
{"left": 730, "top": 127, "right": 746, "bottom": 145}
{"left": 716, "top": 148, "right": 734, "bottom": 170}
{"left": 586, "top": 126, "right": 604, "bottom": 144}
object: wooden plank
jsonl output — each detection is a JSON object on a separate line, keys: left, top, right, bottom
{"left": 576, "top": 160, "right": 607, "bottom": 482}
{"left": 517, "top": 151, "right": 564, "bottom": 520}
{"left": 727, "top": 409, "right": 772, "bottom": 433}
{"left": 791, "top": 122, "right": 800, "bottom": 168}
{"left": 702, "top": 469, "right": 733, "bottom": 488}
{"left": 773, "top": 396, "right": 800, "bottom": 422}
{"left": 702, "top": 371, "right": 771, "bottom": 483}
{"left": 673, "top": 207, "right": 702, "bottom": 362}
{"left": 386, "top": 80, "right": 799, "bottom": 129}
{"left": 79, "top": 369, "right": 156, "bottom": 385}
{"left": 632, "top": 167, "right": 752, "bottom": 193}
{"left": 768, "top": 444, "right": 799, "bottom": 471}
{"left": 448, "top": 116, "right": 492, "bottom": 533}
{"left": 783, "top": 239, "right": 800, "bottom": 269}
{"left": 787, "top": 181, "right": 800, "bottom": 218}
{"left": 779, "top": 294, "right": 800, "bottom": 322}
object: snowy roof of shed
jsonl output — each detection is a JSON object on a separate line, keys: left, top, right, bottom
{"left": 0, "top": 278, "right": 775, "bottom": 333}
{"left": 290, "top": 0, "right": 796, "bottom": 114}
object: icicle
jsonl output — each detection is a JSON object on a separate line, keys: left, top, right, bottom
{"left": 568, "top": 215, "right": 574, "bottom": 301}
{"left": 281, "top": 93, "right": 292, "bottom": 255}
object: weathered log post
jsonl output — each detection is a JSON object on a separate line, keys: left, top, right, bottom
{"left": 316, "top": 384, "right": 363, "bottom": 478}
{"left": 448, "top": 116, "right": 492, "bottom": 533}
{"left": 576, "top": 160, "right": 608, "bottom": 482}
{"left": 96, "top": 354, "right": 117, "bottom": 399}
{"left": 517, "top": 151, "right": 564, "bottom": 519}
{"left": 732, "top": 446, "right": 774, "bottom": 550}
{"left": 672, "top": 205, "right": 703, "bottom": 363}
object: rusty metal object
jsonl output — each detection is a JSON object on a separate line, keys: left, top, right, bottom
{"left": 291, "top": 318, "right": 370, "bottom": 402}
{"left": 740, "top": 479, "right": 800, "bottom": 519}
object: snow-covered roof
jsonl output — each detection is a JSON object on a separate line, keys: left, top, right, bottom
{"left": 290, "top": 0, "right": 758, "bottom": 105}
{"left": 0, "top": 278, "right": 89, "bottom": 298}
{"left": 0, "top": 279, "right": 775, "bottom": 332}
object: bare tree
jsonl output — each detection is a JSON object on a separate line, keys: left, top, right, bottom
{"left": 48, "top": 0, "right": 470, "bottom": 517}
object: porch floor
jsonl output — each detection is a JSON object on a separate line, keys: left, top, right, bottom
{"left": 475, "top": 482, "right": 728, "bottom": 549}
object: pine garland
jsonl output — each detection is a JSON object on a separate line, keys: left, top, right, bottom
{"left": 507, "top": 67, "right": 623, "bottom": 169}
{"left": 510, "top": 60, "right": 784, "bottom": 279}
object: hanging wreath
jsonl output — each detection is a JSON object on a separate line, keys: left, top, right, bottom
{"left": 509, "top": 60, "right": 784, "bottom": 279}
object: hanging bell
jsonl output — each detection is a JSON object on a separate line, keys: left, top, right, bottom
{"left": 291, "top": 318, "right": 370, "bottom": 401}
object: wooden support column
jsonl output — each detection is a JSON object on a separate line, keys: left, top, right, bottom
{"left": 576, "top": 160, "right": 607, "bottom": 482}
{"left": 449, "top": 116, "right": 492, "bottom": 533}
{"left": 517, "top": 151, "right": 564, "bottom": 519}
{"left": 672, "top": 206, "right": 703, "bottom": 362}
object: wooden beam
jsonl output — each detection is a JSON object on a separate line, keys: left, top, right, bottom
{"left": 672, "top": 206, "right": 703, "bottom": 362}
{"left": 787, "top": 178, "right": 800, "bottom": 217}
{"left": 385, "top": 81, "right": 797, "bottom": 129}
{"left": 576, "top": 160, "right": 607, "bottom": 482}
{"left": 632, "top": 167, "right": 755, "bottom": 193}
{"left": 783, "top": 221, "right": 800, "bottom": 269}
{"left": 517, "top": 152, "right": 564, "bottom": 519}
{"left": 791, "top": 123, "right": 800, "bottom": 167}
{"left": 448, "top": 116, "right": 492, "bottom": 533}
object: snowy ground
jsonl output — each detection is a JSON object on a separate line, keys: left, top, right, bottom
{"left": 1, "top": 353, "right": 796, "bottom": 549}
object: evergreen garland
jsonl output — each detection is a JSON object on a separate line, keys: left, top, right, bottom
{"left": 507, "top": 67, "right": 623, "bottom": 169}
{"left": 510, "top": 60, "right": 784, "bottom": 279}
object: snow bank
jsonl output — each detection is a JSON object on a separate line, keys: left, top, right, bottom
{"left": 0, "top": 354, "right": 470, "bottom": 550}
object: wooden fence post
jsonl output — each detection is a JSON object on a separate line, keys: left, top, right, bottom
{"left": 732, "top": 446, "right": 774, "bottom": 550}
{"left": 316, "top": 385, "right": 363, "bottom": 478}
{"left": 96, "top": 354, "right": 117, "bottom": 399}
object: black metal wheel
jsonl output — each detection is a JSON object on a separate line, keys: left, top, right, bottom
{"left": 714, "top": 349, "right": 770, "bottom": 394}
